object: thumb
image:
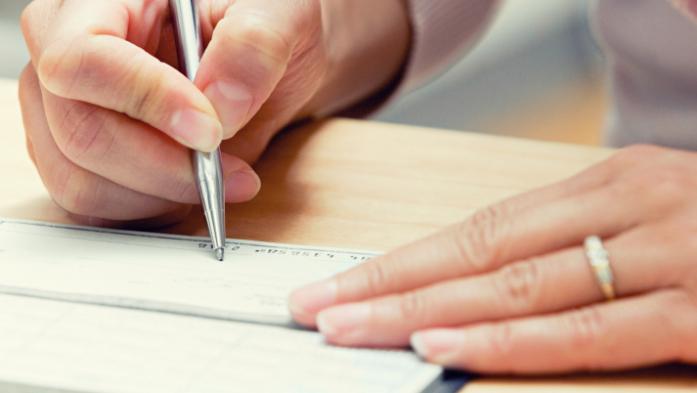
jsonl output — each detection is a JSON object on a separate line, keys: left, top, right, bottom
{"left": 196, "top": 0, "right": 320, "bottom": 139}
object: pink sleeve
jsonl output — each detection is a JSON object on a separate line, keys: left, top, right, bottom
{"left": 397, "top": 0, "right": 501, "bottom": 94}
{"left": 672, "top": 0, "right": 697, "bottom": 19}
{"left": 340, "top": 0, "right": 499, "bottom": 117}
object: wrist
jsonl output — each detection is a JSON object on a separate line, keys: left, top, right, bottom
{"left": 301, "top": 0, "right": 411, "bottom": 117}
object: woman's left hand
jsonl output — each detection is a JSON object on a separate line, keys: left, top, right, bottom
{"left": 289, "top": 145, "right": 697, "bottom": 374}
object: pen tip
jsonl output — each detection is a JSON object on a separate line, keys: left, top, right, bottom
{"left": 214, "top": 247, "right": 225, "bottom": 261}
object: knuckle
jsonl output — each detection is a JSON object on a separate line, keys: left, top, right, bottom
{"left": 170, "top": 176, "right": 199, "bottom": 204}
{"left": 606, "top": 144, "right": 666, "bottom": 174}
{"left": 292, "top": 0, "right": 323, "bottom": 41}
{"left": 21, "top": 0, "right": 62, "bottom": 42}
{"left": 130, "top": 80, "right": 155, "bottom": 119}
{"left": 38, "top": 35, "right": 85, "bottom": 96}
{"left": 604, "top": 176, "right": 640, "bottom": 202}
{"left": 18, "top": 64, "right": 35, "bottom": 103}
{"left": 362, "top": 261, "right": 390, "bottom": 297}
{"left": 19, "top": 3, "right": 36, "bottom": 39}
{"left": 397, "top": 292, "right": 426, "bottom": 320}
{"left": 624, "top": 144, "right": 664, "bottom": 156}
{"left": 453, "top": 204, "right": 511, "bottom": 272}
{"left": 606, "top": 165, "right": 687, "bottom": 210}
{"left": 495, "top": 260, "right": 542, "bottom": 313}
{"left": 54, "top": 167, "right": 100, "bottom": 216}
{"left": 56, "top": 103, "right": 110, "bottom": 162}
{"left": 20, "top": 0, "right": 45, "bottom": 38}
{"left": 660, "top": 291, "right": 697, "bottom": 362}
{"left": 126, "top": 64, "right": 166, "bottom": 122}
{"left": 564, "top": 306, "right": 605, "bottom": 352}
{"left": 233, "top": 16, "right": 293, "bottom": 64}
{"left": 645, "top": 168, "right": 687, "bottom": 205}
{"left": 613, "top": 144, "right": 664, "bottom": 164}
{"left": 486, "top": 322, "right": 515, "bottom": 360}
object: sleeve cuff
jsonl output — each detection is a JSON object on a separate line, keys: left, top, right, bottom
{"left": 343, "top": 0, "right": 500, "bottom": 118}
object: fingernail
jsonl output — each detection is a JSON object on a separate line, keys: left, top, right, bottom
{"left": 170, "top": 109, "right": 223, "bottom": 152}
{"left": 204, "top": 81, "right": 253, "bottom": 139}
{"left": 224, "top": 168, "right": 261, "bottom": 202}
{"left": 288, "top": 280, "right": 338, "bottom": 321}
{"left": 316, "top": 303, "right": 371, "bottom": 338}
{"left": 411, "top": 330, "right": 463, "bottom": 365}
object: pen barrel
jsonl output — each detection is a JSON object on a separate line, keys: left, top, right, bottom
{"left": 169, "top": 0, "right": 203, "bottom": 80}
{"left": 169, "top": 0, "right": 227, "bottom": 257}
{"left": 193, "top": 149, "right": 226, "bottom": 252}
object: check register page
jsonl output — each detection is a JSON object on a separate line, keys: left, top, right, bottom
{"left": 0, "top": 219, "right": 449, "bottom": 393}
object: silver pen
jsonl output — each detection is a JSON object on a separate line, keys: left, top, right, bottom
{"left": 169, "top": 0, "right": 226, "bottom": 261}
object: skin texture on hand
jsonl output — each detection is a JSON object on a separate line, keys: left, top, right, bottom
{"left": 18, "top": 0, "right": 409, "bottom": 225}
{"left": 289, "top": 145, "right": 697, "bottom": 374}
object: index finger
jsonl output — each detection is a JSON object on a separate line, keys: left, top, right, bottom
{"left": 22, "top": 0, "right": 223, "bottom": 151}
{"left": 288, "top": 164, "right": 631, "bottom": 326}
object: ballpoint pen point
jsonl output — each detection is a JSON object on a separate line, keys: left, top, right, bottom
{"left": 215, "top": 247, "right": 225, "bottom": 262}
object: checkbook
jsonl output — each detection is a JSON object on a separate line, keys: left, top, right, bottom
{"left": 0, "top": 219, "right": 465, "bottom": 393}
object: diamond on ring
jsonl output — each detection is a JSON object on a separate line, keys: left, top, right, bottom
{"left": 584, "top": 235, "right": 616, "bottom": 301}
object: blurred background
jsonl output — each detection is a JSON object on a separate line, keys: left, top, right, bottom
{"left": 0, "top": 0, "right": 605, "bottom": 146}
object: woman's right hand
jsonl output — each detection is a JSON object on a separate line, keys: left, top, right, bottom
{"left": 18, "top": 0, "right": 410, "bottom": 226}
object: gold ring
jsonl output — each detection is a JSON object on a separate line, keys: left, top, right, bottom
{"left": 584, "top": 236, "right": 616, "bottom": 300}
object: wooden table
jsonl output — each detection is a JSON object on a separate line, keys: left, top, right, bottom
{"left": 1, "top": 79, "right": 695, "bottom": 391}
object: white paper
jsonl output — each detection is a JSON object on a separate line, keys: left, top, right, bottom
{"left": 0, "top": 219, "right": 444, "bottom": 393}
{"left": 0, "top": 294, "right": 441, "bottom": 393}
{"left": 0, "top": 219, "right": 375, "bottom": 324}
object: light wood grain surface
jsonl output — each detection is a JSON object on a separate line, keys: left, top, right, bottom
{"left": 0, "top": 79, "right": 694, "bottom": 391}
